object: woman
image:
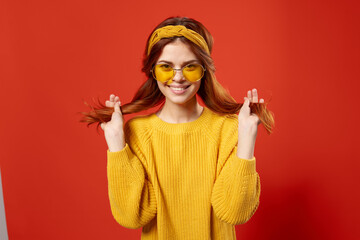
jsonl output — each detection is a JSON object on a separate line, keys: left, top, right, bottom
{"left": 80, "top": 16, "right": 274, "bottom": 239}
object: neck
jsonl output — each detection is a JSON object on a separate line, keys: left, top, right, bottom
{"left": 157, "top": 97, "right": 204, "bottom": 124}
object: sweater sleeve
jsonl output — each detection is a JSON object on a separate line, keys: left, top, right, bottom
{"left": 107, "top": 120, "right": 157, "bottom": 229}
{"left": 210, "top": 116, "right": 261, "bottom": 225}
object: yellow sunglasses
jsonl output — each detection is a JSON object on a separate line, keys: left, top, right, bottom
{"left": 151, "top": 63, "right": 205, "bottom": 84}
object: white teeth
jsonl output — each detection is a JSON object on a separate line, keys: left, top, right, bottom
{"left": 170, "top": 87, "right": 186, "bottom": 91}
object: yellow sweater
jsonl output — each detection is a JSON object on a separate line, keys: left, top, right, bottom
{"left": 107, "top": 107, "right": 260, "bottom": 240}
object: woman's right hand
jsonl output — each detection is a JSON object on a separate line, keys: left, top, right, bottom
{"left": 100, "top": 94, "right": 125, "bottom": 152}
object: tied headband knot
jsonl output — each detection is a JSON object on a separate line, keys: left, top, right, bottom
{"left": 147, "top": 25, "right": 210, "bottom": 56}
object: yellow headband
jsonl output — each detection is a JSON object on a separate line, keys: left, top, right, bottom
{"left": 147, "top": 25, "right": 210, "bottom": 56}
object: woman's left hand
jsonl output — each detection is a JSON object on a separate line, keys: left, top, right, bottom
{"left": 236, "top": 88, "right": 264, "bottom": 159}
{"left": 238, "top": 88, "right": 264, "bottom": 136}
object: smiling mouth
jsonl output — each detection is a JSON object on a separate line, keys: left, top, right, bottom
{"left": 168, "top": 85, "right": 190, "bottom": 91}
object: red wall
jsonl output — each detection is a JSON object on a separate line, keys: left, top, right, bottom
{"left": 1, "top": 0, "right": 359, "bottom": 239}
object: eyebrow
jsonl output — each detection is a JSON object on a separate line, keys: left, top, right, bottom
{"left": 156, "top": 60, "right": 200, "bottom": 67}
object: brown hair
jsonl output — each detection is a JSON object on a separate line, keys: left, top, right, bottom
{"left": 79, "top": 16, "right": 275, "bottom": 133}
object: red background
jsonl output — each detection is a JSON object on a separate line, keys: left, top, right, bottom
{"left": 1, "top": 0, "right": 359, "bottom": 239}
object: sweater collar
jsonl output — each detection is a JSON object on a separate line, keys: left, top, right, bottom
{"left": 149, "top": 106, "right": 212, "bottom": 133}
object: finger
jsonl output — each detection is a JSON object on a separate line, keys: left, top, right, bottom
{"left": 243, "top": 97, "right": 250, "bottom": 107}
{"left": 114, "top": 96, "right": 119, "bottom": 102}
{"left": 251, "top": 114, "right": 261, "bottom": 125}
{"left": 259, "top": 98, "right": 264, "bottom": 103}
{"left": 110, "top": 94, "right": 115, "bottom": 102}
{"left": 114, "top": 101, "right": 122, "bottom": 114}
{"left": 106, "top": 99, "right": 115, "bottom": 108}
{"left": 252, "top": 88, "right": 258, "bottom": 103}
{"left": 247, "top": 90, "right": 251, "bottom": 101}
{"left": 239, "top": 97, "right": 251, "bottom": 116}
{"left": 239, "top": 97, "right": 251, "bottom": 117}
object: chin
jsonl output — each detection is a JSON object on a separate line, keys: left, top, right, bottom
{"left": 166, "top": 96, "right": 196, "bottom": 105}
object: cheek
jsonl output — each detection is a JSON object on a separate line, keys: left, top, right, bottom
{"left": 156, "top": 81, "right": 167, "bottom": 95}
{"left": 193, "top": 81, "right": 201, "bottom": 93}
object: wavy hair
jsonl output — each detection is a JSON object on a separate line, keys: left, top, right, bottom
{"left": 79, "top": 16, "right": 275, "bottom": 134}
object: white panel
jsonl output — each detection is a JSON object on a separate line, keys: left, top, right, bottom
{"left": 0, "top": 169, "right": 8, "bottom": 240}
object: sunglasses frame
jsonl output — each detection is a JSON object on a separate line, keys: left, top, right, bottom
{"left": 151, "top": 63, "right": 206, "bottom": 83}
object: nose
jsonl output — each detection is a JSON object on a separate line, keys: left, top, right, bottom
{"left": 172, "top": 69, "right": 185, "bottom": 82}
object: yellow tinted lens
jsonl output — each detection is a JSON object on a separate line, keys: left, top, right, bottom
{"left": 154, "top": 64, "right": 174, "bottom": 83}
{"left": 183, "top": 64, "right": 204, "bottom": 82}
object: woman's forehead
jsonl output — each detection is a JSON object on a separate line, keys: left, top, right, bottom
{"left": 157, "top": 40, "right": 199, "bottom": 64}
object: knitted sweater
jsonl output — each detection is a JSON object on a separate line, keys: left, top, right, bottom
{"left": 107, "top": 107, "right": 260, "bottom": 240}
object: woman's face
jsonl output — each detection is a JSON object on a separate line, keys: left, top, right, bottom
{"left": 155, "top": 39, "right": 202, "bottom": 106}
